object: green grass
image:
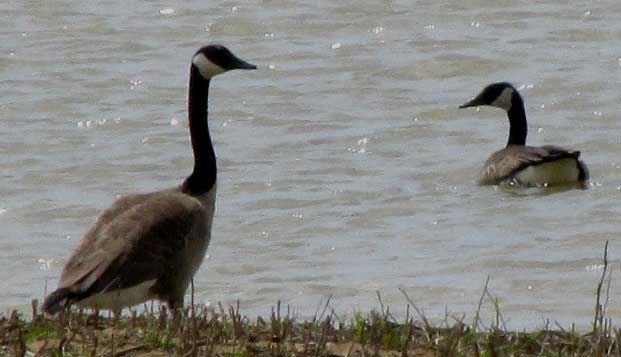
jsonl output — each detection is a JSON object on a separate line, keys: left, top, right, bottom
{"left": 25, "top": 322, "right": 56, "bottom": 342}
{"left": 142, "top": 330, "right": 176, "bottom": 351}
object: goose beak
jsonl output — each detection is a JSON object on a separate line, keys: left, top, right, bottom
{"left": 459, "top": 97, "right": 481, "bottom": 108}
{"left": 230, "top": 56, "right": 257, "bottom": 70}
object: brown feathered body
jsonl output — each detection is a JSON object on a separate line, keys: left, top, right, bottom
{"left": 477, "top": 145, "right": 588, "bottom": 186}
{"left": 42, "top": 187, "right": 215, "bottom": 313}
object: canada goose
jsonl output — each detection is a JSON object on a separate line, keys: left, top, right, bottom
{"left": 41, "top": 45, "right": 256, "bottom": 315}
{"left": 459, "top": 82, "right": 589, "bottom": 188}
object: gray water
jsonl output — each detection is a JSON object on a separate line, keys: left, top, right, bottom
{"left": 2, "top": 0, "right": 621, "bottom": 329}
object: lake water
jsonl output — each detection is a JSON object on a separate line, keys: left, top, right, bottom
{"left": 2, "top": 0, "right": 621, "bottom": 329}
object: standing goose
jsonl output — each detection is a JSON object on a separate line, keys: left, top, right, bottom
{"left": 459, "top": 82, "right": 589, "bottom": 188}
{"left": 42, "top": 45, "right": 256, "bottom": 314}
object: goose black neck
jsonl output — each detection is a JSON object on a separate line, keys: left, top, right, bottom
{"left": 506, "top": 94, "right": 527, "bottom": 146}
{"left": 182, "top": 66, "right": 216, "bottom": 196}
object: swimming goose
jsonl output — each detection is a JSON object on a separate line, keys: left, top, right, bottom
{"left": 459, "top": 82, "right": 588, "bottom": 188}
{"left": 42, "top": 45, "right": 256, "bottom": 314}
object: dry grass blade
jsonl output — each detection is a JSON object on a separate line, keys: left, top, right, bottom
{"left": 474, "top": 276, "right": 491, "bottom": 333}
{"left": 594, "top": 240, "right": 609, "bottom": 332}
{"left": 398, "top": 287, "right": 432, "bottom": 340}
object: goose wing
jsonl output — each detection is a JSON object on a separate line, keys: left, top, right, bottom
{"left": 55, "top": 190, "right": 207, "bottom": 302}
{"left": 478, "top": 145, "right": 581, "bottom": 185}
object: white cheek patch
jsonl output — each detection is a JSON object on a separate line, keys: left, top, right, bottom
{"left": 491, "top": 87, "right": 514, "bottom": 111}
{"left": 192, "top": 53, "right": 225, "bottom": 79}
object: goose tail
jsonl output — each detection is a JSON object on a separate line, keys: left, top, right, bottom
{"left": 42, "top": 288, "right": 72, "bottom": 315}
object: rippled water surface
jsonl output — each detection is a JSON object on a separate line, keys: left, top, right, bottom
{"left": 2, "top": 0, "right": 621, "bottom": 328}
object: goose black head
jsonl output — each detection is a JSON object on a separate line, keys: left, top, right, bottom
{"left": 459, "top": 82, "right": 519, "bottom": 112}
{"left": 192, "top": 45, "right": 257, "bottom": 79}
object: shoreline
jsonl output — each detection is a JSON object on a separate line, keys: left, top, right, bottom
{"left": 1, "top": 294, "right": 615, "bottom": 356}
{"left": 1, "top": 244, "right": 613, "bottom": 355}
